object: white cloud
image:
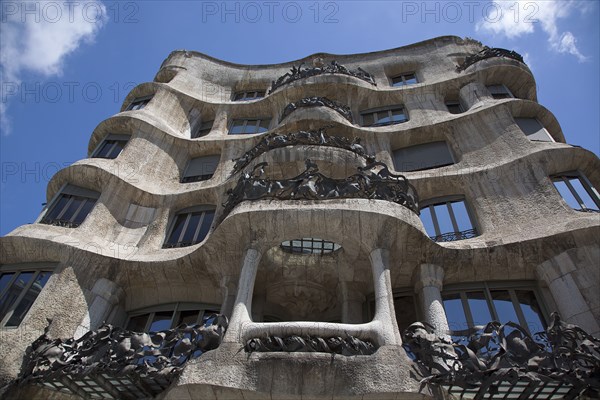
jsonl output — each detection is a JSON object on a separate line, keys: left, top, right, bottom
{"left": 0, "top": 1, "right": 107, "bottom": 135}
{"left": 476, "top": 0, "right": 588, "bottom": 62}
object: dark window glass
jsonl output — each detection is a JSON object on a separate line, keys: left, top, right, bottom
{"left": 233, "top": 91, "right": 265, "bottom": 101}
{"left": 229, "top": 119, "right": 270, "bottom": 135}
{"left": 41, "top": 191, "right": 98, "bottom": 228}
{"left": 515, "top": 290, "right": 546, "bottom": 334}
{"left": 391, "top": 73, "right": 418, "bottom": 87}
{"left": 442, "top": 293, "right": 469, "bottom": 334}
{"left": 93, "top": 139, "right": 127, "bottom": 159}
{"left": 466, "top": 291, "right": 493, "bottom": 326}
{"left": 393, "top": 295, "right": 417, "bottom": 333}
{"left": 177, "top": 310, "right": 200, "bottom": 326}
{"left": 193, "top": 120, "right": 214, "bottom": 138}
{"left": 127, "top": 97, "right": 151, "bottom": 110}
{"left": 446, "top": 102, "right": 464, "bottom": 114}
{"left": 1, "top": 270, "right": 52, "bottom": 327}
{"left": 361, "top": 107, "right": 408, "bottom": 127}
{"left": 487, "top": 85, "right": 512, "bottom": 99}
{"left": 280, "top": 238, "right": 341, "bottom": 255}
{"left": 164, "top": 209, "right": 215, "bottom": 248}
{"left": 127, "top": 315, "right": 148, "bottom": 332}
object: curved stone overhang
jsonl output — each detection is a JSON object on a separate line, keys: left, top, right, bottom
{"left": 111, "top": 61, "right": 537, "bottom": 140}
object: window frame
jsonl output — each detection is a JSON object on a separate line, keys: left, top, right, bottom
{"left": 0, "top": 263, "right": 56, "bottom": 328}
{"left": 181, "top": 155, "right": 220, "bottom": 183}
{"left": 280, "top": 238, "right": 342, "bottom": 255}
{"left": 39, "top": 184, "right": 100, "bottom": 228}
{"left": 442, "top": 281, "right": 549, "bottom": 335}
{"left": 419, "top": 195, "right": 479, "bottom": 242}
{"left": 232, "top": 90, "right": 265, "bottom": 101}
{"left": 392, "top": 140, "right": 455, "bottom": 172}
{"left": 445, "top": 101, "right": 464, "bottom": 114}
{"left": 360, "top": 105, "right": 408, "bottom": 127}
{"left": 514, "top": 117, "right": 554, "bottom": 142}
{"left": 192, "top": 120, "right": 214, "bottom": 138}
{"left": 551, "top": 171, "right": 600, "bottom": 212}
{"left": 486, "top": 84, "right": 514, "bottom": 100}
{"left": 228, "top": 118, "right": 271, "bottom": 135}
{"left": 91, "top": 134, "right": 129, "bottom": 159}
{"left": 125, "top": 302, "right": 221, "bottom": 332}
{"left": 163, "top": 205, "right": 216, "bottom": 248}
{"left": 126, "top": 95, "right": 152, "bottom": 111}
{"left": 390, "top": 72, "right": 418, "bottom": 87}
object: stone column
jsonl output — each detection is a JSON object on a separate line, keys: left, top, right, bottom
{"left": 369, "top": 248, "right": 401, "bottom": 345}
{"left": 414, "top": 264, "right": 449, "bottom": 337}
{"left": 74, "top": 278, "right": 124, "bottom": 339}
{"left": 340, "top": 281, "right": 365, "bottom": 324}
{"left": 219, "top": 277, "right": 237, "bottom": 319}
{"left": 536, "top": 257, "right": 600, "bottom": 335}
{"left": 222, "top": 247, "right": 261, "bottom": 343}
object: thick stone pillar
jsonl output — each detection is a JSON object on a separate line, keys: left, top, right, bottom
{"left": 340, "top": 281, "right": 365, "bottom": 324}
{"left": 369, "top": 248, "right": 401, "bottom": 345}
{"left": 74, "top": 278, "right": 124, "bottom": 339}
{"left": 222, "top": 247, "right": 261, "bottom": 343}
{"left": 536, "top": 257, "right": 600, "bottom": 335}
{"left": 414, "top": 264, "right": 449, "bottom": 337}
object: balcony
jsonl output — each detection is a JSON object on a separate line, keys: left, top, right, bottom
{"left": 11, "top": 315, "right": 228, "bottom": 399}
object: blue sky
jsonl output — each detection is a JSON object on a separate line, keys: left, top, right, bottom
{"left": 1, "top": 0, "right": 599, "bottom": 236}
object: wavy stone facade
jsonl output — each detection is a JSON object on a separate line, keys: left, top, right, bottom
{"left": 1, "top": 36, "right": 599, "bottom": 399}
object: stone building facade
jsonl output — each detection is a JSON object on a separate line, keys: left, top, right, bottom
{"left": 1, "top": 36, "right": 599, "bottom": 399}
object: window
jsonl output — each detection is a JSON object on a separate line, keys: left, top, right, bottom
{"left": 92, "top": 134, "right": 129, "bottom": 159}
{"left": 126, "top": 303, "right": 220, "bottom": 332}
{"left": 229, "top": 119, "right": 270, "bottom": 135}
{"left": 442, "top": 282, "right": 547, "bottom": 337}
{"left": 515, "top": 118, "right": 553, "bottom": 142}
{"left": 1, "top": 266, "right": 53, "bottom": 327}
{"left": 181, "top": 155, "right": 220, "bottom": 183}
{"left": 126, "top": 96, "right": 152, "bottom": 111}
{"left": 192, "top": 120, "right": 214, "bottom": 138}
{"left": 233, "top": 90, "right": 265, "bottom": 101}
{"left": 391, "top": 72, "right": 418, "bottom": 87}
{"left": 164, "top": 206, "right": 215, "bottom": 248}
{"left": 487, "top": 84, "right": 513, "bottom": 99}
{"left": 445, "top": 101, "right": 464, "bottom": 114}
{"left": 552, "top": 172, "right": 600, "bottom": 212}
{"left": 360, "top": 106, "right": 408, "bottom": 127}
{"left": 393, "top": 141, "right": 455, "bottom": 172}
{"left": 40, "top": 185, "right": 99, "bottom": 228}
{"left": 280, "top": 238, "right": 341, "bottom": 255}
{"left": 420, "top": 197, "right": 478, "bottom": 242}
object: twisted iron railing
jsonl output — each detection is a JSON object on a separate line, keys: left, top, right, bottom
{"left": 269, "top": 60, "right": 376, "bottom": 93}
{"left": 245, "top": 334, "right": 376, "bottom": 356}
{"left": 222, "top": 159, "right": 419, "bottom": 221}
{"left": 230, "top": 128, "right": 375, "bottom": 176}
{"left": 402, "top": 313, "right": 600, "bottom": 399}
{"left": 456, "top": 47, "right": 525, "bottom": 72}
{"left": 9, "top": 315, "right": 228, "bottom": 399}
{"left": 280, "top": 96, "right": 353, "bottom": 123}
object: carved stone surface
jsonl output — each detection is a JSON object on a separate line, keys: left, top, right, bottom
{"left": 280, "top": 96, "right": 354, "bottom": 123}
{"left": 402, "top": 313, "right": 600, "bottom": 399}
{"left": 269, "top": 60, "right": 376, "bottom": 93}
{"left": 10, "top": 315, "right": 228, "bottom": 399}
{"left": 231, "top": 128, "right": 375, "bottom": 175}
{"left": 245, "top": 334, "right": 376, "bottom": 356}
{"left": 222, "top": 160, "right": 419, "bottom": 220}
{"left": 456, "top": 46, "right": 525, "bottom": 72}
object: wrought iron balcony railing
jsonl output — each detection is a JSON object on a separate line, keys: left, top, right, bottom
{"left": 269, "top": 60, "right": 376, "bottom": 94}
{"left": 10, "top": 315, "right": 228, "bottom": 399}
{"left": 230, "top": 128, "right": 375, "bottom": 176}
{"left": 456, "top": 47, "right": 525, "bottom": 72}
{"left": 280, "top": 96, "right": 354, "bottom": 124}
{"left": 221, "top": 160, "right": 419, "bottom": 221}
{"left": 402, "top": 313, "right": 600, "bottom": 400}
{"left": 430, "top": 228, "right": 478, "bottom": 242}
